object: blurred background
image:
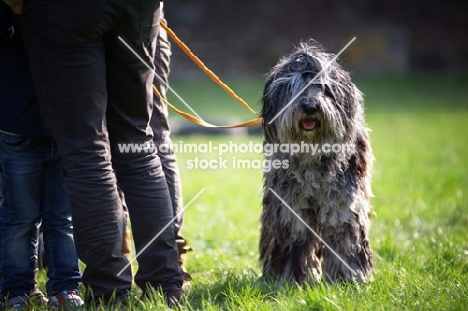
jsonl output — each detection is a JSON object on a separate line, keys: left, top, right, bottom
{"left": 159, "top": 4, "right": 467, "bottom": 308}
{"left": 164, "top": 0, "right": 468, "bottom": 78}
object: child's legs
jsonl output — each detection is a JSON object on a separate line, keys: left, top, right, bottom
{"left": 0, "top": 132, "right": 44, "bottom": 299}
{"left": 41, "top": 141, "right": 81, "bottom": 296}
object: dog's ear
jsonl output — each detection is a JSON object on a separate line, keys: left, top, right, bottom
{"left": 260, "top": 75, "right": 279, "bottom": 143}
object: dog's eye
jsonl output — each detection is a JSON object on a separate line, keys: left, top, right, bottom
{"left": 322, "top": 85, "right": 335, "bottom": 100}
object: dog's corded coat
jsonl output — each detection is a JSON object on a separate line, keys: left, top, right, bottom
{"left": 259, "top": 40, "right": 374, "bottom": 283}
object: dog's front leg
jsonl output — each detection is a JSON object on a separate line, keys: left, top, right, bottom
{"left": 259, "top": 225, "right": 323, "bottom": 283}
{"left": 321, "top": 222, "right": 373, "bottom": 282}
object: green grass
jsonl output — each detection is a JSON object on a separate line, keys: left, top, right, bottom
{"left": 41, "top": 74, "right": 468, "bottom": 310}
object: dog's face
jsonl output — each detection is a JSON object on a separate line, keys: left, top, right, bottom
{"left": 261, "top": 41, "right": 363, "bottom": 146}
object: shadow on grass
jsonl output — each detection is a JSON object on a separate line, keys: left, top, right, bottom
{"left": 183, "top": 269, "right": 364, "bottom": 311}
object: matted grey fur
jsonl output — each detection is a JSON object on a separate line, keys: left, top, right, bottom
{"left": 259, "top": 40, "right": 374, "bottom": 283}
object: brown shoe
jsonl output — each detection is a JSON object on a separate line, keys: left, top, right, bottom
{"left": 176, "top": 239, "right": 193, "bottom": 272}
{"left": 121, "top": 227, "right": 133, "bottom": 261}
{"left": 176, "top": 240, "right": 193, "bottom": 292}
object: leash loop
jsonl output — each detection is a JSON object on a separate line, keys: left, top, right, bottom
{"left": 156, "top": 21, "right": 262, "bottom": 128}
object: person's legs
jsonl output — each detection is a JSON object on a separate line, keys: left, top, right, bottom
{"left": 0, "top": 132, "right": 45, "bottom": 302}
{"left": 22, "top": 0, "right": 182, "bottom": 301}
{"left": 105, "top": 8, "right": 183, "bottom": 293}
{"left": 151, "top": 13, "right": 192, "bottom": 271}
{"left": 152, "top": 13, "right": 183, "bottom": 242}
{"left": 41, "top": 140, "right": 81, "bottom": 297}
{"left": 0, "top": 173, "right": 2, "bottom": 206}
{"left": 0, "top": 142, "right": 48, "bottom": 307}
{"left": 22, "top": 0, "right": 132, "bottom": 301}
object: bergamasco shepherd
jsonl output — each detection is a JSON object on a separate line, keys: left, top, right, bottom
{"left": 259, "top": 40, "right": 374, "bottom": 283}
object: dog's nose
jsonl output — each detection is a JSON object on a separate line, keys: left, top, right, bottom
{"left": 301, "top": 102, "right": 319, "bottom": 115}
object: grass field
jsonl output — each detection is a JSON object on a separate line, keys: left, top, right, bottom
{"left": 42, "top": 74, "right": 468, "bottom": 310}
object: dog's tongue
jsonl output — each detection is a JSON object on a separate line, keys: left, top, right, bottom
{"left": 301, "top": 119, "right": 317, "bottom": 130}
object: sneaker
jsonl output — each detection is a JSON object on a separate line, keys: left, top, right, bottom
{"left": 2, "top": 296, "right": 28, "bottom": 310}
{"left": 48, "top": 290, "right": 84, "bottom": 309}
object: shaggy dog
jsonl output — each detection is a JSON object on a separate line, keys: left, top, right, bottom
{"left": 259, "top": 40, "right": 373, "bottom": 283}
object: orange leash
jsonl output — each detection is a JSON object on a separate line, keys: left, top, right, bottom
{"left": 156, "top": 20, "right": 262, "bottom": 128}
{"left": 153, "top": 85, "right": 262, "bottom": 128}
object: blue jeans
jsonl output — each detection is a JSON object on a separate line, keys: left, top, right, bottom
{"left": 0, "top": 131, "right": 81, "bottom": 298}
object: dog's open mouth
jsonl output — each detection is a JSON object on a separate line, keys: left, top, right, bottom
{"left": 300, "top": 118, "right": 318, "bottom": 131}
